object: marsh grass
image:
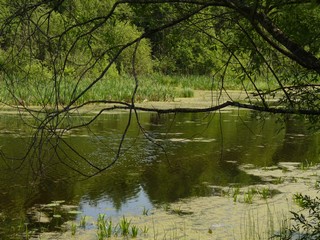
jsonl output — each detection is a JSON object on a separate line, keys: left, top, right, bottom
{"left": 87, "top": 214, "right": 145, "bottom": 239}
{"left": 61, "top": 200, "right": 294, "bottom": 240}
{"left": 272, "top": 177, "right": 285, "bottom": 185}
{"left": 24, "top": 223, "right": 30, "bottom": 240}
{"left": 0, "top": 74, "right": 278, "bottom": 106}
{"left": 232, "top": 186, "right": 241, "bottom": 202}
{"left": 300, "top": 160, "right": 314, "bottom": 170}
{"left": 142, "top": 207, "right": 149, "bottom": 216}
{"left": 96, "top": 214, "right": 109, "bottom": 239}
{"left": 70, "top": 222, "right": 77, "bottom": 236}
{"left": 225, "top": 186, "right": 280, "bottom": 205}
{"left": 119, "top": 216, "right": 131, "bottom": 236}
{"left": 131, "top": 225, "right": 139, "bottom": 238}
{"left": 79, "top": 215, "right": 86, "bottom": 228}
{"left": 260, "top": 188, "right": 270, "bottom": 200}
{"left": 240, "top": 204, "right": 291, "bottom": 240}
{"left": 243, "top": 188, "right": 256, "bottom": 204}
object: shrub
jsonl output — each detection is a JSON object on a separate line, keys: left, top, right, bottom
{"left": 274, "top": 193, "right": 320, "bottom": 239}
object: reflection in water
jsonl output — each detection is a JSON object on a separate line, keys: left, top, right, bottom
{"left": 0, "top": 110, "right": 318, "bottom": 237}
{"left": 80, "top": 185, "right": 153, "bottom": 220}
{"left": 272, "top": 118, "right": 318, "bottom": 163}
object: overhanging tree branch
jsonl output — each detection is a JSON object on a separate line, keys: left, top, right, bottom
{"left": 235, "top": 3, "right": 320, "bottom": 73}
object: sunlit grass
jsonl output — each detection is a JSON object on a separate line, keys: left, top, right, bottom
{"left": 0, "top": 73, "right": 278, "bottom": 106}
{"left": 240, "top": 204, "right": 291, "bottom": 240}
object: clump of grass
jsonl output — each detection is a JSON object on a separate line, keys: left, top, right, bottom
{"left": 259, "top": 187, "right": 271, "bottom": 200}
{"left": 142, "top": 226, "right": 149, "bottom": 234}
{"left": 177, "top": 87, "right": 194, "bottom": 98}
{"left": 96, "top": 214, "right": 109, "bottom": 239}
{"left": 244, "top": 188, "right": 256, "bottom": 204}
{"left": 85, "top": 213, "right": 149, "bottom": 238}
{"left": 106, "top": 219, "right": 113, "bottom": 238}
{"left": 142, "top": 207, "right": 149, "bottom": 216}
{"left": 272, "top": 177, "right": 284, "bottom": 184}
{"left": 241, "top": 204, "right": 291, "bottom": 240}
{"left": 300, "top": 159, "right": 314, "bottom": 170}
{"left": 232, "top": 186, "right": 241, "bottom": 202}
{"left": 131, "top": 225, "right": 139, "bottom": 238}
{"left": 24, "top": 223, "right": 30, "bottom": 240}
{"left": 79, "top": 215, "right": 86, "bottom": 228}
{"left": 171, "top": 206, "right": 183, "bottom": 215}
{"left": 71, "top": 222, "right": 77, "bottom": 236}
{"left": 119, "top": 216, "right": 131, "bottom": 236}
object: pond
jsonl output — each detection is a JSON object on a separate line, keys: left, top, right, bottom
{"left": 0, "top": 109, "right": 319, "bottom": 239}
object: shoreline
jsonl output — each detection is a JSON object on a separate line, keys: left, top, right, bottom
{"left": 0, "top": 90, "right": 263, "bottom": 115}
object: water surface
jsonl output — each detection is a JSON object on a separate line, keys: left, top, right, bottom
{"left": 0, "top": 110, "right": 318, "bottom": 237}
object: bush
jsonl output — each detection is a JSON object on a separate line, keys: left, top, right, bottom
{"left": 274, "top": 193, "right": 320, "bottom": 240}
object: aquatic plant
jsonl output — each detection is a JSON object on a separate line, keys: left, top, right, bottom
{"left": 119, "top": 216, "right": 131, "bottom": 236}
{"left": 300, "top": 159, "right": 314, "bottom": 170}
{"left": 232, "top": 186, "right": 241, "bottom": 202}
{"left": 106, "top": 219, "right": 113, "bottom": 238}
{"left": 272, "top": 177, "right": 284, "bottom": 185}
{"left": 142, "top": 226, "right": 149, "bottom": 234}
{"left": 259, "top": 187, "right": 271, "bottom": 200}
{"left": 24, "top": 223, "right": 30, "bottom": 240}
{"left": 171, "top": 206, "right": 183, "bottom": 215}
{"left": 241, "top": 204, "right": 290, "bottom": 240}
{"left": 142, "top": 207, "right": 149, "bottom": 216}
{"left": 179, "top": 87, "right": 194, "bottom": 98}
{"left": 71, "top": 222, "right": 77, "bottom": 236}
{"left": 96, "top": 214, "right": 108, "bottom": 239}
{"left": 131, "top": 225, "right": 139, "bottom": 238}
{"left": 79, "top": 215, "right": 86, "bottom": 228}
{"left": 244, "top": 188, "right": 255, "bottom": 204}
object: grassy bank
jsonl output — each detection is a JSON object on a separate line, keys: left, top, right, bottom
{"left": 0, "top": 74, "right": 277, "bottom": 106}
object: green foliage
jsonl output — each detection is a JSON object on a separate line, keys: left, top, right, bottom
{"left": 244, "top": 188, "right": 255, "bottom": 204}
{"left": 119, "top": 216, "right": 131, "bottom": 236}
{"left": 232, "top": 186, "right": 241, "bottom": 202}
{"left": 132, "top": 3, "right": 220, "bottom": 75}
{"left": 274, "top": 194, "right": 320, "bottom": 239}
{"left": 142, "top": 207, "right": 149, "bottom": 216}
{"left": 0, "top": 0, "right": 319, "bottom": 115}
{"left": 96, "top": 214, "right": 110, "bottom": 239}
{"left": 71, "top": 222, "right": 77, "bottom": 236}
{"left": 259, "top": 187, "right": 271, "bottom": 200}
{"left": 79, "top": 215, "right": 86, "bottom": 229}
{"left": 131, "top": 225, "right": 139, "bottom": 238}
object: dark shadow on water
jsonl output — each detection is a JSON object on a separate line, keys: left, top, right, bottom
{"left": 0, "top": 111, "right": 318, "bottom": 237}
